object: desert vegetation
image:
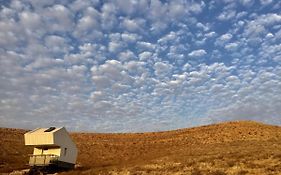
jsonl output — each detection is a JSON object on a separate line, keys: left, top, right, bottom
{"left": 1, "top": 121, "right": 281, "bottom": 174}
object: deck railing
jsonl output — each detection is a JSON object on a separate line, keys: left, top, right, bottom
{"left": 28, "top": 154, "right": 59, "bottom": 166}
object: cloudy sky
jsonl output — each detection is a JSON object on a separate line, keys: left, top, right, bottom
{"left": 0, "top": 0, "right": 281, "bottom": 132}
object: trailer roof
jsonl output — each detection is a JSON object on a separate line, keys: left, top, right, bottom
{"left": 26, "top": 127, "right": 64, "bottom": 134}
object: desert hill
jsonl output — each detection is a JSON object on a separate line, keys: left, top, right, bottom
{"left": 1, "top": 121, "right": 281, "bottom": 174}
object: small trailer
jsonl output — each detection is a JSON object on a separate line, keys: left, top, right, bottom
{"left": 24, "top": 127, "right": 78, "bottom": 174}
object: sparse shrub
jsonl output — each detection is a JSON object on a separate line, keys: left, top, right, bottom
{"left": 210, "top": 170, "right": 227, "bottom": 175}
{"left": 267, "top": 166, "right": 276, "bottom": 172}
{"left": 186, "top": 161, "right": 196, "bottom": 166}
{"left": 272, "top": 153, "right": 281, "bottom": 160}
{"left": 226, "top": 160, "right": 236, "bottom": 167}
{"left": 237, "top": 170, "right": 248, "bottom": 175}
{"left": 246, "top": 162, "right": 261, "bottom": 169}
{"left": 191, "top": 167, "right": 203, "bottom": 175}
{"left": 145, "top": 169, "right": 152, "bottom": 173}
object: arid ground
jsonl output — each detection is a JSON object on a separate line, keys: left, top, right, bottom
{"left": 1, "top": 121, "right": 281, "bottom": 175}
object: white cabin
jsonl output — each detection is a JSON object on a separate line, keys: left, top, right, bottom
{"left": 24, "top": 127, "right": 78, "bottom": 169}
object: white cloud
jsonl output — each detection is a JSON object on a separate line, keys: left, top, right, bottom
{"left": 99, "top": 60, "right": 123, "bottom": 79}
{"left": 188, "top": 49, "right": 207, "bottom": 58}
{"left": 137, "top": 41, "right": 156, "bottom": 52}
{"left": 77, "top": 14, "right": 99, "bottom": 31}
{"left": 25, "top": 58, "right": 64, "bottom": 70}
{"left": 148, "top": 0, "right": 168, "bottom": 21}
{"left": 139, "top": 51, "right": 153, "bottom": 61}
{"left": 108, "top": 41, "right": 123, "bottom": 53}
{"left": 43, "top": 4, "right": 74, "bottom": 32}
{"left": 28, "top": 0, "right": 56, "bottom": 8}
{"left": 260, "top": 14, "right": 281, "bottom": 26}
{"left": 225, "top": 42, "right": 239, "bottom": 51}
{"left": 121, "top": 33, "right": 141, "bottom": 43}
{"left": 122, "top": 19, "right": 138, "bottom": 30}
{"left": 240, "top": 0, "right": 254, "bottom": 7}
{"left": 265, "top": 33, "right": 274, "bottom": 38}
{"left": 19, "top": 11, "right": 42, "bottom": 31}
{"left": 70, "top": 0, "right": 98, "bottom": 12}
{"left": 0, "top": 20, "right": 20, "bottom": 49}
{"left": 115, "top": 0, "right": 137, "bottom": 15}
{"left": 100, "top": 3, "right": 118, "bottom": 31}
{"left": 45, "top": 35, "right": 70, "bottom": 55}
{"left": 217, "top": 10, "right": 236, "bottom": 21}
{"left": 243, "top": 13, "right": 281, "bottom": 39}
{"left": 196, "top": 22, "right": 209, "bottom": 31}
{"left": 90, "top": 91, "right": 107, "bottom": 102}
{"left": 188, "top": 1, "right": 205, "bottom": 14}
{"left": 236, "top": 11, "right": 248, "bottom": 19}
{"left": 205, "top": 31, "right": 217, "bottom": 38}
{"left": 260, "top": 0, "right": 273, "bottom": 5}
{"left": 118, "top": 50, "right": 137, "bottom": 62}
{"left": 124, "top": 61, "right": 146, "bottom": 75}
{"left": 92, "top": 75, "right": 112, "bottom": 89}
{"left": 168, "top": 1, "right": 186, "bottom": 19}
{"left": 154, "top": 62, "right": 173, "bottom": 77}
{"left": 90, "top": 60, "right": 137, "bottom": 92}
{"left": 122, "top": 18, "right": 142, "bottom": 32}
{"left": 157, "top": 31, "right": 178, "bottom": 44}
{"left": 215, "top": 33, "right": 233, "bottom": 46}
{"left": 220, "top": 33, "right": 233, "bottom": 41}
{"left": 182, "top": 63, "right": 191, "bottom": 71}
{"left": 112, "top": 83, "right": 131, "bottom": 93}
{"left": 109, "top": 33, "right": 121, "bottom": 41}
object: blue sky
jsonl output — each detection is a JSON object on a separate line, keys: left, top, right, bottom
{"left": 0, "top": 0, "right": 281, "bottom": 132}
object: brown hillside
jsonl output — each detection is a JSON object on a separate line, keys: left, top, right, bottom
{"left": 1, "top": 121, "right": 281, "bottom": 174}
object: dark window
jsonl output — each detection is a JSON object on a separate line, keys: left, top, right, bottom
{"left": 44, "top": 127, "right": 56, "bottom": 132}
{"left": 64, "top": 148, "right": 67, "bottom": 156}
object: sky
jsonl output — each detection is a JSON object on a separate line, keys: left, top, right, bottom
{"left": 0, "top": 0, "right": 281, "bottom": 132}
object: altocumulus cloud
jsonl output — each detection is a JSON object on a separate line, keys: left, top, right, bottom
{"left": 0, "top": 0, "right": 281, "bottom": 132}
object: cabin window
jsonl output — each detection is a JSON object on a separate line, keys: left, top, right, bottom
{"left": 64, "top": 148, "right": 67, "bottom": 156}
